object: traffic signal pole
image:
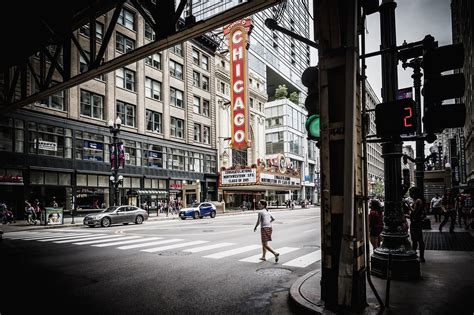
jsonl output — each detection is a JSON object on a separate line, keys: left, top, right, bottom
{"left": 370, "top": 0, "right": 420, "bottom": 279}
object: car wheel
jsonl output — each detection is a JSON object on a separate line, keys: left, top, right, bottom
{"left": 135, "top": 215, "right": 144, "bottom": 224}
{"left": 101, "top": 217, "right": 111, "bottom": 227}
{"left": 180, "top": 216, "right": 187, "bottom": 220}
{"left": 199, "top": 216, "right": 203, "bottom": 219}
{"left": 210, "top": 211, "right": 216, "bottom": 218}
{"left": 193, "top": 211, "right": 199, "bottom": 219}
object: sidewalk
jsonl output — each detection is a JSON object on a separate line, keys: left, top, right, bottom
{"left": 290, "top": 216, "right": 474, "bottom": 314}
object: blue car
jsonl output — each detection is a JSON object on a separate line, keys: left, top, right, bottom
{"left": 179, "top": 202, "right": 217, "bottom": 220}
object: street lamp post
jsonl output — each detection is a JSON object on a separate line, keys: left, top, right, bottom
{"left": 109, "top": 116, "right": 123, "bottom": 206}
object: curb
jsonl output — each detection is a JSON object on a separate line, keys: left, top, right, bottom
{"left": 289, "top": 270, "right": 326, "bottom": 314}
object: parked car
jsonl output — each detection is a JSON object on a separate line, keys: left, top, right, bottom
{"left": 83, "top": 205, "right": 148, "bottom": 227}
{"left": 179, "top": 202, "right": 217, "bottom": 220}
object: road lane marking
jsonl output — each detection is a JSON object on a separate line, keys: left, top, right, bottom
{"left": 282, "top": 250, "right": 321, "bottom": 268}
{"left": 183, "top": 242, "right": 235, "bottom": 253}
{"left": 73, "top": 235, "right": 141, "bottom": 245}
{"left": 93, "top": 237, "right": 163, "bottom": 247}
{"left": 53, "top": 235, "right": 120, "bottom": 243}
{"left": 5, "top": 232, "right": 70, "bottom": 240}
{"left": 37, "top": 234, "right": 97, "bottom": 242}
{"left": 141, "top": 240, "right": 209, "bottom": 253}
{"left": 203, "top": 245, "right": 261, "bottom": 259}
{"left": 239, "top": 247, "right": 300, "bottom": 263}
{"left": 117, "top": 239, "right": 183, "bottom": 250}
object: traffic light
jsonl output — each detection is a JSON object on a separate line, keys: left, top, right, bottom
{"left": 301, "top": 66, "right": 320, "bottom": 142}
{"left": 375, "top": 98, "right": 417, "bottom": 137}
{"left": 422, "top": 38, "right": 466, "bottom": 140}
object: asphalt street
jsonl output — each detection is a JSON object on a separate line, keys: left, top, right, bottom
{"left": 0, "top": 208, "right": 320, "bottom": 314}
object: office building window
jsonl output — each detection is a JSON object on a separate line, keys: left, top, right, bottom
{"left": 79, "top": 52, "right": 105, "bottom": 80}
{"left": 202, "top": 75, "right": 209, "bottom": 91}
{"left": 80, "top": 90, "right": 103, "bottom": 119}
{"left": 37, "top": 90, "right": 65, "bottom": 111}
{"left": 170, "top": 43, "right": 183, "bottom": 56}
{"left": 202, "top": 99, "right": 210, "bottom": 117}
{"left": 203, "top": 126, "right": 210, "bottom": 144}
{"left": 170, "top": 117, "right": 184, "bottom": 138}
{"left": 145, "top": 53, "right": 161, "bottom": 70}
{"left": 116, "top": 33, "right": 135, "bottom": 53}
{"left": 193, "top": 71, "right": 201, "bottom": 88}
{"left": 28, "top": 122, "right": 72, "bottom": 158}
{"left": 169, "top": 60, "right": 183, "bottom": 79}
{"left": 202, "top": 54, "right": 209, "bottom": 71}
{"left": 144, "top": 22, "right": 155, "bottom": 40}
{"left": 170, "top": 87, "right": 184, "bottom": 108}
{"left": 145, "top": 77, "right": 162, "bottom": 100}
{"left": 116, "top": 68, "right": 135, "bottom": 91}
{"left": 192, "top": 49, "right": 200, "bottom": 65}
{"left": 79, "top": 21, "right": 104, "bottom": 41}
{"left": 75, "top": 131, "right": 105, "bottom": 161}
{"left": 116, "top": 101, "right": 136, "bottom": 127}
{"left": 193, "top": 96, "right": 201, "bottom": 114}
{"left": 146, "top": 110, "right": 162, "bottom": 133}
{"left": 118, "top": 8, "right": 135, "bottom": 31}
{"left": 194, "top": 124, "right": 201, "bottom": 142}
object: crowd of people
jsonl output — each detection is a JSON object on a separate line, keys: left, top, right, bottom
{"left": 0, "top": 202, "right": 15, "bottom": 224}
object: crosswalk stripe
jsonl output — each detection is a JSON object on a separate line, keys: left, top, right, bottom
{"left": 203, "top": 245, "right": 261, "bottom": 259}
{"left": 54, "top": 235, "right": 120, "bottom": 244}
{"left": 141, "top": 240, "right": 209, "bottom": 253}
{"left": 239, "top": 247, "right": 300, "bottom": 263}
{"left": 93, "top": 237, "right": 163, "bottom": 247}
{"left": 73, "top": 235, "right": 141, "bottom": 245}
{"left": 37, "top": 234, "right": 95, "bottom": 242}
{"left": 6, "top": 232, "right": 65, "bottom": 240}
{"left": 117, "top": 239, "right": 183, "bottom": 250}
{"left": 183, "top": 242, "right": 235, "bottom": 253}
{"left": 282, "top": 250, "right": 321, "bottom": 268}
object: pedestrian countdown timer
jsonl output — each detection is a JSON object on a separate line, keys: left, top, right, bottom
{"left": 375, "top": 98, "right": 416, "bottom": 137}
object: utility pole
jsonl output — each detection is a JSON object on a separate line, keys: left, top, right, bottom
{"left": 370, "top": 0, "right": 420, "bottom": 279}
{"left": 316, "top": 0, "right": 366, "bottom": 311}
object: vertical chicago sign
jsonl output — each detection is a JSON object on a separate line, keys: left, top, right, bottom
{"left": 224, "top": 18, "right": 252, "bottom": 150}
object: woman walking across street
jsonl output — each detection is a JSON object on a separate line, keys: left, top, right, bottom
{"left": 408, "top": 187, "right": 426, "bottom": 263}
{"left": 368, "top": 199, "right": 384, "bottom": 249}
{"left": 254, "top": 200, "right": 280, "bottom": 262}
{"left": 439, "top": 188, "right": 457, "bottom": 233}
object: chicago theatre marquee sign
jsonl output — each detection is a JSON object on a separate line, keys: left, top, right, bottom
{"left": 224, "top": 18, "right": 252, "bottom": 150}
{"left": 219, "top": 154, "right": 301, "bottom": 190}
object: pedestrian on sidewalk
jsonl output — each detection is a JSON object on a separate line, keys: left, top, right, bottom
{"left": 430, "top": 193, "right": 442, "bottom": 223}
{"left": 253, "top": 200, "right": 280, "bottom": 263}
{"left": 440, "top": 188, "right": 456, "bottom": 233}
{"left": 458, "top": 189, "right": 473, "bottom": 230}
{"left": 408, "top": 187, "right": 426, "bottom": 263}
{"left": 368, "top": 199, "right": 384, "bottom": 249}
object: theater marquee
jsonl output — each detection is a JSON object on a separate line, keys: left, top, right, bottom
{"left": 224, "top": 18, "right": 252, "bottom": 150}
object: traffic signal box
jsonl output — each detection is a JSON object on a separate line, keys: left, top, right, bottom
{"left": 375, "top": 98, "right": 417, "bottom": 137}
{"left": 301, "top": 66, "right": 320, "bottom": 142}
{"left": 422, "top": 39, "right": 466, "bottom": 139}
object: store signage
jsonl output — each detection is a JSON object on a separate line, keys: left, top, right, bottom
{"left": 258, "top": 154, "right": 296, "bottom": 173}
{"left": 221, "top": 168, "right": 257, "bottom": 185}
{"left": 224, "top": 18, "right": 252, "bottom": 150}
{"left": 0, "top": 175, "right": 23, "bottom": 183}
{"left": 84, "top": 141, "right": 103, "bottom": 151}
{"left": 170, "top": 183, "right": 183, "bottom": 189}
{"left": 34, "top": 139, "right": 57, "bottom": 151}
{"left": 260, "top": 173, "right": 301, "bottom": 186}
{"left": 147, "top": 151, "right": 161, "bottom": 159}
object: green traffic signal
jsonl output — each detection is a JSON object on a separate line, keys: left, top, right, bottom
{"left": 305, "top": 114, "right": 320, "bottom": 139}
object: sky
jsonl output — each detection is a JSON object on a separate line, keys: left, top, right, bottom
{"left": 310, "top": 0, "right": 453, "bottom": 156}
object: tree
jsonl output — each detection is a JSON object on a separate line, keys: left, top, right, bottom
{"left": 289, "top": 91, "right": 299, "bottom": 104}
{"left": 275, "top": 84, "right": 288, "bottom": 99}
{"left": 373, "top": 181, "right": 385, "bottom": 198}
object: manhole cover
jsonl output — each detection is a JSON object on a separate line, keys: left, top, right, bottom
{"left": 158, "top": 251, "right": 192, "bottom": 256}
{"left": 423, "top": 232, "right": 474, "bottom": 251}
{"left": 256, "top": 267, "right": 293, "bottom": 276}
{"left": 202, "top": 230, "right": 214, "bottom": 232}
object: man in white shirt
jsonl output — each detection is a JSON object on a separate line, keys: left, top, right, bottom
{"left": 254, "top": 200, "right": 280, "bottom": 262}
{"left": 430, "top": 194, "right": 442, "bottom": 223}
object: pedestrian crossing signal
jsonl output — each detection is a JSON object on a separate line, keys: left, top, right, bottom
{"left": 375, "top": 98, "right": 417, "bottom": 137}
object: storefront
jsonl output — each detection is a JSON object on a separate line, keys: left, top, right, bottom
{"left": 220, "top": 165, "right": 301, "bottom": 209}
{"left": 0, "top": 169, "right": 25, "bottom": 219}
{"left": 29, "top": 168, "right": 74, "bottom": 213}
{"left": 75, "top": 173, "right": 110, "bottom": 209}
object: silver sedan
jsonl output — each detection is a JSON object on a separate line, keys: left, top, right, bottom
{"left": 83, "top": 206, "right": 149, "bottom": 227}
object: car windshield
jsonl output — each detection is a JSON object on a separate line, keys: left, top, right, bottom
{"left": 102, "top": 206, "right": 119, "bottom": 213}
